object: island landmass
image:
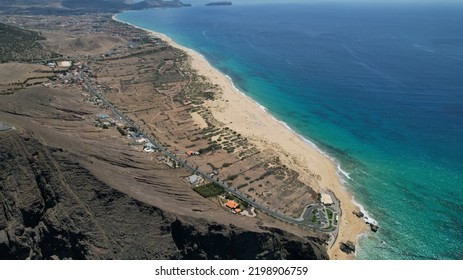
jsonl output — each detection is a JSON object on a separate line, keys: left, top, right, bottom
{"left": 205, "top": 1, "right": 232, "bottom": 6}
{"left": 0, "top": 1, "right": 371, "bottom": 260}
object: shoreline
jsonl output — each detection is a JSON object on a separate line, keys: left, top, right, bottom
{"left": 112, "top": 14, "right": 369, "bottom": 259}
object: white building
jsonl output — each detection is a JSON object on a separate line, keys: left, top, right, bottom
{"left": 57, "top": 61, "right": 72, "bottom": 68}
{"left": 321, "top": 193, "right": 334, "bottom": 206}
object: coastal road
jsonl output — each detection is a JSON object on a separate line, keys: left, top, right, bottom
{"left": 81, "top": 63, "right": 338, "bottom": 233}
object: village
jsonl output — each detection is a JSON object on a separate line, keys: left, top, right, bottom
{"left": 89, "top": 103, "right": 339, "bottom": 231}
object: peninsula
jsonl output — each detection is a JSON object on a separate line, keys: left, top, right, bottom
{"left": 206, "top": 1, "right": 232, "bottom": 6}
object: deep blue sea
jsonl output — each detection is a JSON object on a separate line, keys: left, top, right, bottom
{"left": 116, "top": 2, "right": 463, "bottom": 259}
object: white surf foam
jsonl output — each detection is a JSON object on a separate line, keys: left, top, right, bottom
{"left": 354, "top": 200, "right": 378, "bottom": 225}
{"left": 337, "top": 164, "right": 352, "bottom": 180}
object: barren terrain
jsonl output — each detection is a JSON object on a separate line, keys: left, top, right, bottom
{"left": 0, "top": 86, "right": 327, "bottom": 260}
{"left": 0, "top": 14, "right": 330, "bottom": 259}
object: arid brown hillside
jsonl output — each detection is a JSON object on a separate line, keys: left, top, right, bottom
{"left": 0, "top": 22, "right": 56, "bottom": 62}
{"left": 0, "top": 131, "right": 325, "bottom": 260}
{"left": 0, "top": 87, "right": 327, "bottom": 260}
{"left": 0, "top": 15, "right": 329, "bottom": 260}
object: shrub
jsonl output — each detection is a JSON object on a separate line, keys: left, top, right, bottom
{"left": 237, "top": 183, "right": 248, "bottom": 189}
{"left": 226, "top": 174, "right": 238, "bottom": 181}
{"left": 117, "top": 126, "right": 127, "bottom": 136}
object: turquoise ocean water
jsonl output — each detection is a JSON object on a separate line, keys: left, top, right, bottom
{"left": 116, "top": 2, "right": 463, "bottom": 259}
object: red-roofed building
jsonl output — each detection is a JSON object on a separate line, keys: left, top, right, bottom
{"left": 186, "top": 150, "right": 200, "bottom": 157}
{"left": 225, "top": 200, "right": 239, "bottom": 209}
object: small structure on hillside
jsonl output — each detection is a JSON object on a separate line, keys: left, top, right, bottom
{"left": 143, "top": 143, "right": 156, "bottom": 153}
{"left": 96, "top": 113, "right": 109, "bottom": 120}
{"left": 95, "top": 113, "right": 113, "bottom": 128}
{"left": 57, "top": 61, "right": 72, "bottom": 68}
{"left": 189, "top": 175, "right": 199, "bottom": 184}
{"left": 0, "top": 122, "right": 13, "bottom": 132}
{"left": 188, "top": 174, "right": 203, "bottom": 186}
{"left": 186, "top": 150, "right": 200, "bottom": 157}
{"left": 133, "top": 137, "right": 148, "bottom": 145}
{"left": 115, "top": 121, "right": 127, "bottom": 128}
{"left": 225, "top": 200, "right": 241, "bottom": 214}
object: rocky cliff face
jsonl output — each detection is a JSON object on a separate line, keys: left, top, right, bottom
{"left": 0, "top": 132, "right": 327, "bottom": 260}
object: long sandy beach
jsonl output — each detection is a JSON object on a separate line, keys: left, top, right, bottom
{"left": 114, "top": 16, "right": 368, "bottom": 259}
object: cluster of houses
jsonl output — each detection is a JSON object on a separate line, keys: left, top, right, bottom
{"left": 125, "top": 130, "right": 158, "bottom": 153}
{"left": 42, "top": 60, "right": 92, "bottom": 89}
{"left": 85, "top": 95, "right": 108, "bottom": 108}
{"left": 95, "top": 113, "right": 112, "bottom": 128}
{"left": 185, "top": 173, "right": 243, "bottom": 215}
{"left": 56, "top": 71, "right": 82, "bottom": 86}
{"left": 93, "top": 113, "right": 250, "bottom": 216}
{"left": 95, "top": 113, "right": 126, "bottom": 129}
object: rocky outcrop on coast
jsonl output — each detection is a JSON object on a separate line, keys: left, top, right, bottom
{"left": 353, "top": 210, "right": 379, "bottom": 233}
{"left": 339, "top": 241, "right": 356, "bottom": 254}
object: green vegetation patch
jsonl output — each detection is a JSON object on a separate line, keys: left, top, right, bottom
{"left": 193, "top": 183, "right": 224, "bottom": 198}
{"left": 117, "top": 126, "right": 127, "bottom": 136}
{"left": 326, "top": 208, "right": 334, "bottom": 220}
{"left": 311, "top": 210, "right": 319, "bottom": 224}
{"left": 198, "top": 143, "right": 221, "bottom": 154}
{"left": 226, "top": 174, "right": 238, "bottom": 181}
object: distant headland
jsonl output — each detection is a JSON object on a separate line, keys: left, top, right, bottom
{"left": 206, "top": 1, "right": 232, "bottom": 6}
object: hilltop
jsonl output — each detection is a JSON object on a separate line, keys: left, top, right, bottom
{"left": 0, "top": 22, "right": 59, "bottom": 62}
{"left": 0, "top": 0, "right": 190, "bottom": 15}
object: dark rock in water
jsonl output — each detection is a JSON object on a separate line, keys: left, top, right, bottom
{"left": 352, "top": 210, "right": 364, "bottom": 218}
{"left": 340, "top": 241, "right": 356, "bottom": 254}
{"left": 370, "top": 224, "right": 379, "bottom": 232}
